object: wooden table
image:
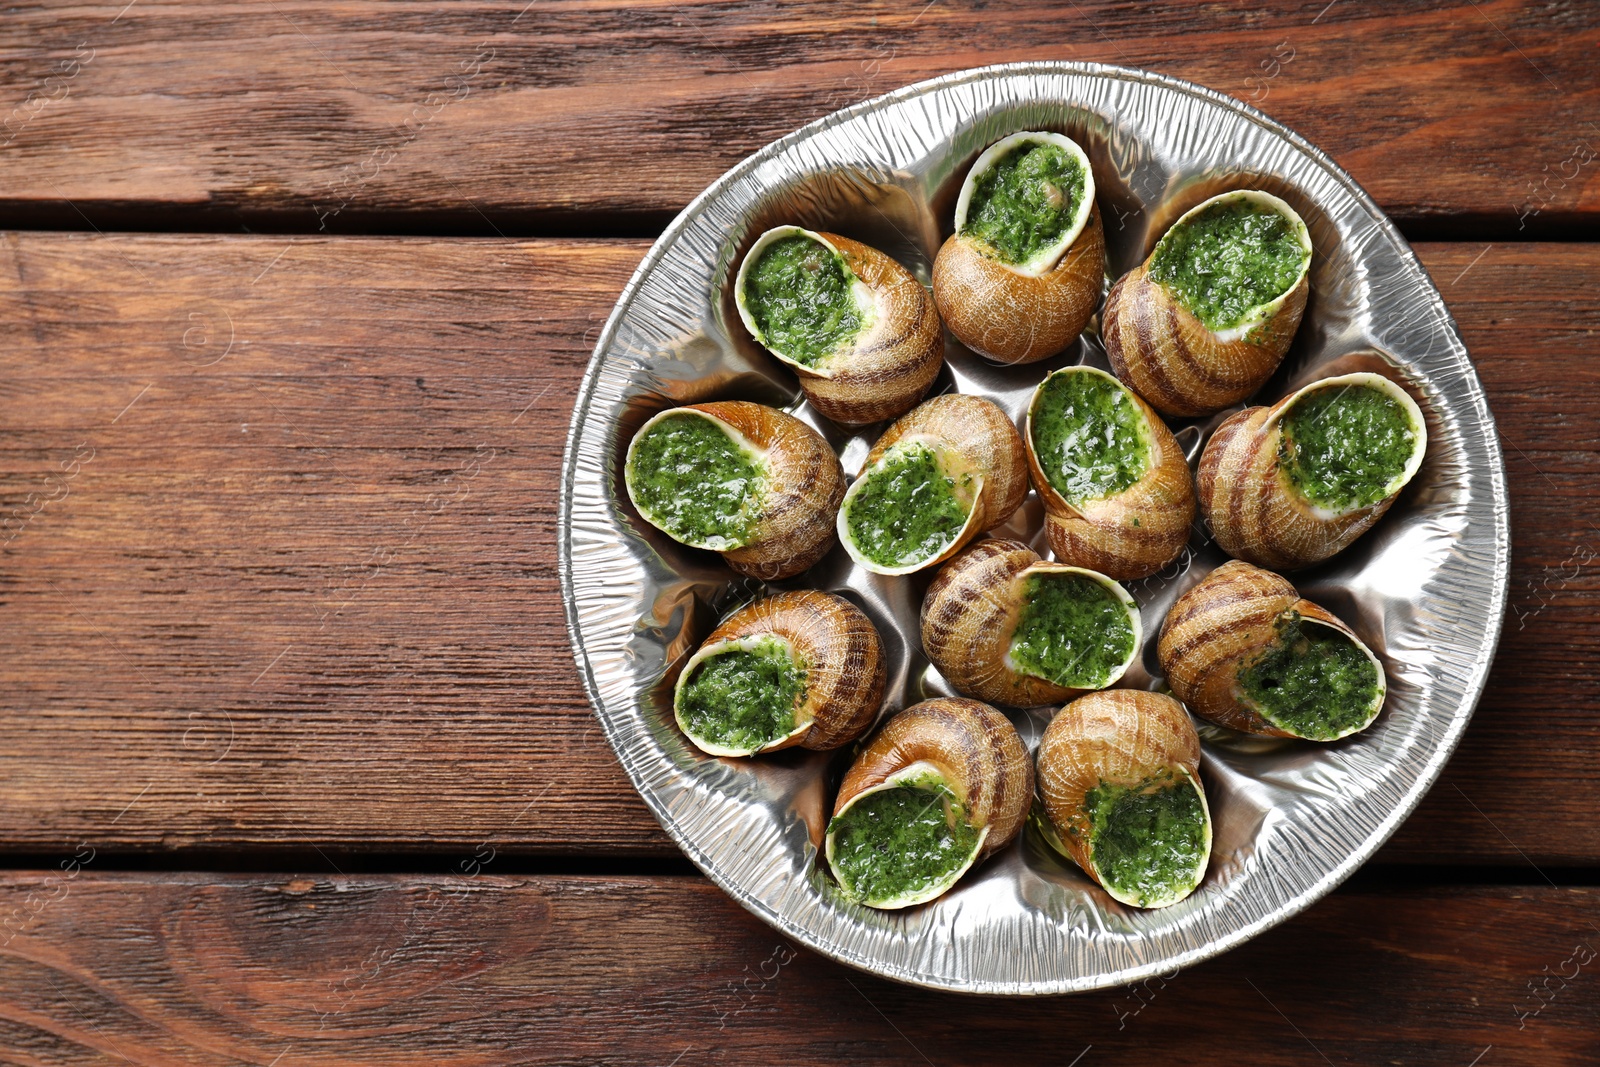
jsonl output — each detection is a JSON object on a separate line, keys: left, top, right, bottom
{"left": 2, "top": 2, "right": 1596, "bottom": 1063}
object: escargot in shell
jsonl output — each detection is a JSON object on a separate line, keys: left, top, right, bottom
{"left": 932, "top": 131, "right": 1106, "bottom": 365}
{"left": 838, "top": 393, "right": 1028, "bottom": 575}
{"left": 1104, "top": 190, "right": 1312, "bottom": 417}
{"left": 826, "top": 697, "right": 1032, "bottom": 909}
{"left": 736, "top": 226, "right": 943, "bottom": 426}
{"left": 1035, "top": 690, "right": 1212, "bottom": 909}
{"left": 921, "top": 539, "right": 1141, "bottom": 708}
{"left": 624, "top": 401, "right": 844, "bottom": 580}
{"left": 1198, "top": 370, "right": 1428, "bottom": 570}
{"left": 1024, "top": 365, "right": 1196, "bottom": 580}
{"left": 674, "top": 590, "right": 886, "bottom": 757}
{"left": 1158, "top": 560, "right": 1386, "bottom": 741}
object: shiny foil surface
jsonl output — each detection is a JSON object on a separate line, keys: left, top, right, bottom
{"left": 558, "top": 64, "right": 1510, "bottom": 994}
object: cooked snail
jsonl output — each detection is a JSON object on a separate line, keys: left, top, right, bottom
{"left": 736, "top": 226, "right": 943, "bottom": 426}
{"left": 838, "top": 393, "right": 1028, "bottom": 575}
{"left": 825, "top": 697, "right": 1032, "bottom": 909}
{"left": 921, "top": 539, "right": 1141, "bottom": 708}
{"left": 624, "top": 401, "right": 844, "bottom": 580}
{"left": 1104, "top": 190, "right": 1312, "bottom": 417}
{"left": 932, "top": 131, "right": 1106, "bottom": 365}
{"left": 1035, "top": 690, "right": 1212, "bottom": 909}
{"left": 674, "top": 590, "right": 886, "bottom": 757}
{"left": 1197, "top": 371, "right": 1428, "bottom": 570}
{"left": 1158, "top": 560, "right": 1386, "bottom": 741}
{"left": 1024, "top": 365, "right": 1196, "bottom": 580}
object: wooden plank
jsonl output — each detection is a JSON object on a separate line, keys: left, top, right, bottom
{"left": 0, "top": 233, "right": 1596, "bottom": 863}
{"left": 2, "top": 1, "right": 1598, "bottom": 232}
{"left": 0, "top": 873, "right": 1593, "bottom": 1064}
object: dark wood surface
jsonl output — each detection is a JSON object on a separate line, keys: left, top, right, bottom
{"left": 3, "top": 236, "right": 1595, "bottom": 863}
{"left": 2, "top": 1, "right": 1598, "bottom": 234}
{"left": 0, "top": 875, "right": 1595, "bottom": 1065}
{"left": 3, "top": 1, "right": 1599, "bottom": 1062}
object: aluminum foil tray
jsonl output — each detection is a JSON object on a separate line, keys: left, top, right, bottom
{"left": 558, "top": 63, "right": 1510, "bottom": 994}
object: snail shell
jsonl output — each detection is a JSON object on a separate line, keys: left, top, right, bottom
{"left": 674, "top": 590, "right": 886, "bottom": 757}
{"left": 735, "top": 226, "right": 943, "bottom": 427}
{"left": 838, "top": 393, "right": 1029, "bottom": 575}
{"left": 1103, "top": 190, "right": 1312, "bottom": 417}
{"left": 1024, "top": 366, "right": 1196, "bottom": 580}
{"left": 932, "top": 132, "right": 1106, "bottom": 365}
{"left": 826, "top": 697, "right": 1033, "bottom": 908}
{"left": 1035, "top": 690, "right": 1212, "bottom": 909}
{"left": 920, "top": 539, "right": 1141, "bottom": 708}
{"left": 624, "top": 401, "right": 844, "bottom": 580}
{"left": 1157, "top": 560, "right": 1386, "bottom": 740}
{"left": 1197, "top": 371, "right": 1428, "bottom": 570}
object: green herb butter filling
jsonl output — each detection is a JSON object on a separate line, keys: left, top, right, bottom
{"left": 1236, "top": 611, "right": 1382, "bottom": 740}
{"left": 828, "top": 782, "right": 982, "bottom": 904}
{"left": 962, "top": 140, "right": 1086, "bottom": 267}
{"left": 676, "top": 637, "right": 806, "bottom": 753}
{"left": 844, "top": 443, "right": 972, "bottom": 569}
{"left": 742, "top": 234, "right": 867, "bottom": 368}
{"left": 1147, "top": 196, "right": 1308, "bottom": 331}
{"left": 1083, "top": 772, "right": 1208, "bottom": 907}
{"left": 1008, "top": 572, "right": 1137, "bottom": 689}
{"left": 627, "top": 412, "right": 765, "bottom": 549}
{"left": 1278, "top": 383, "right": 1419, "bottom": 512}
{"left": 1030, "top": 370, "right": 1151, "bottom": 505}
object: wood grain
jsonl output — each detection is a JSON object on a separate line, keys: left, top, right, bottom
{"left": 2, "top": 1, "right": 1597, "bottom": 233}
{"left": 0, "top": 233, "right": 1596, "bottom": 864}
{"left": 0, "top": 873, "right": 1593, "bottom": 1064}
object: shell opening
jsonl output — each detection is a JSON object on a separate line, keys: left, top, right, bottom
{"left": 1025, "top": 366, "right": 1154, "bottom": 511}
{"left": 1146, "top": 189, "right": 1312, "bottom": 341}
{"left": 1268, "top": 371, "right": 1429, "bottom": 520}
{"left": 825, "top": 767, "right": 989, "bottom": 909}
{"left": 734, "top": 225, "right": 877, "bottom": 377}
{"left": 624, "top": 407, "right": 770, "bottom": 551}
{"left": 1234, "top": 610, "right": 1386, "bottom": 742}
{"left": 1003, "top": 564, "right": 1142, "bottom": 690}
{"left": 1082, "top": 766, "right": 1212, "bottom": 909}
{"left": 953, "top": 131, "right": 1097, "bottom": 277}
{"left": 838, "top": 440, "right": 985, "bottom": 575}
{"left": 672, "top": 633, "right": 809, "bottom": 757}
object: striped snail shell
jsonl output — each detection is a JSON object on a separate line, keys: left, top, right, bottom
{"left": 932, "top": 131, "right": 1106, "bottom": 365}
{"left": 1197, "top": 371, "right": 1428, "bottom": 570}
{"left": 1157, "top": 560, "right": 1386, "bottom": 741}
{"left": 838, "top": 393, "right": 1029, "bottom": 575}
{"left": 673, "top": 590, "right": 886, "bottom": 757}
{"left": 920, "top": 539, "right": 1141, "bottom": 709}
{"left": 1103, "top": 190, "right": 1312, "bottom": 417}
{"left": 624, "top": 401, "right": 844, "bottom": 580}
{"left": 826, "top": 697, "right": 1033, "bottom": 909}
{"left": 1035, "top": 690, "right": 1212, "bottom": 909}
{"left": 1024, "top": 365, "right": 1196, "bottom": 580}
{"left": 735, "top": 227, "right": 943, "bottom": 427}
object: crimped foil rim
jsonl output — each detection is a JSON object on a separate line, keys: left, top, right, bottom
{"left": 558, "top": 61, "right": 1510, "bottom": 995}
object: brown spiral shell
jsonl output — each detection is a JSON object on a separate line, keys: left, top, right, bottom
{"left": 674, "top": 590, "right": 886, "bottom": 756}
{"left": 1196, "top": 371, "right": 1428, "bottom": 571}
{"left": 1035, "top": 690, "right": 1212, "bottom": 908}
{"left": 831, "top": 697, "right": 1034, "bottom": 863}
{"left": 933, "top": 204, "right": 1106, "bottom": 366}
{"left": 736, "top": 228, "right": 943, "bottom": 427}
{"left": 636, "top": 401, "right": 842, "bottom": 580}
{"left": 1024, "top": 367, "right": 1197, "bottom": 580}
{"left": 1103, "top": 190, "right": 1311, "bottom": 418}
{"left": 1157, "top": 560, "right": 1385, "bottom": 740}
{"left": 920, "top": 539, "right": 1140, "bottom": 708}
{"left": 839, "top": 393, "right": 1029, "bottom": 575}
